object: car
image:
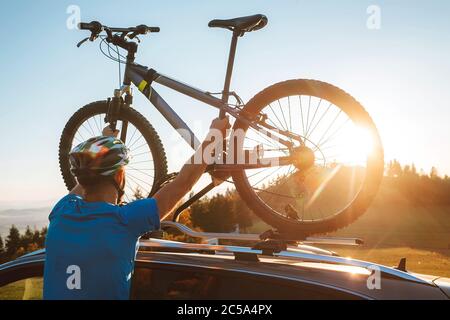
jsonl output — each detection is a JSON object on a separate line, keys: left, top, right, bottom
{"left": 0, "top": 234, "right": 449, "bottom": 300}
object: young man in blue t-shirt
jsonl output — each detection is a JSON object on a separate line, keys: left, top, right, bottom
{"left": 43, "top": 117, "right": 229, "bottom": 299}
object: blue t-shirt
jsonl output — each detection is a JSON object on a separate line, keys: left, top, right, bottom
{"left": 43, "top": 194, "right": 160, "bottom": 300}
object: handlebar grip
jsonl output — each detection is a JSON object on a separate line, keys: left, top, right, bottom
{"left": 78, "top": 22, "right": 92, "bottom": 30}
{"left": 148, "top": 27, "right": 160, "bottom": 33}
{"left": 78, "top": 21, "right": 103, "bottom": 32}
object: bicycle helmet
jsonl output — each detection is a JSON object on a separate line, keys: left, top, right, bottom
{"left": 69, "top": 136, "right": 129, "bottom": 177}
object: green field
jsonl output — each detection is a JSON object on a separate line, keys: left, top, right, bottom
{"left": 322, "top": 246, "right": 450, "bottom": 278}
{"left": 0, "top": 277, "right": 43, "bottom": 300}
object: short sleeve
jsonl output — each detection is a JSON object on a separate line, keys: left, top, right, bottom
{"left": 48, "top": 194, "right": 83, "bottom": 221}
{"left": 120, "top": 198, "right": 160, "bottom": 237}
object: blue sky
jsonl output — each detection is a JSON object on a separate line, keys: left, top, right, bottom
{"left": 1, "top": 0, "right": 450, "bottom": 207}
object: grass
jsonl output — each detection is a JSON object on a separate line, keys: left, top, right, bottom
{"left": 321, "top": 246, "right": 450, "bottom": 278}
{"left": 247, "top": 203, "right": 450, "bottom": 278}
{"left": 0, "top": 277, "right": 43, "bottom": 300}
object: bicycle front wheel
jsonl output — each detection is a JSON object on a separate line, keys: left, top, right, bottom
{"left": 232, "top": 80, "right": 384, "bottom": 238}
{"left": 59, "top": 101, "right": 168, "bottom": 202}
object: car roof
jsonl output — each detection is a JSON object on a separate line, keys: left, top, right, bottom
{"left": 4, "top": 238, "right": 436, "bottom": 283}
{"left": 2, "top": 238, "right": 447, "bottom": 299}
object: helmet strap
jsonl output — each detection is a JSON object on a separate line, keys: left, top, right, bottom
{"left": 110, "top": 177, "right": 125, "bottom": 205}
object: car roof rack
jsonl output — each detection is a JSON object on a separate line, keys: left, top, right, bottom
{"left": 160, "top": 221, "right": 363, "bottom": 246}
{"left": 139, "top": 238, "right": 429, "bottom": 285}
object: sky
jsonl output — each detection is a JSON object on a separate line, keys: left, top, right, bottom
{"left": 0, "top": 0, "right": 450, "bottom": 208}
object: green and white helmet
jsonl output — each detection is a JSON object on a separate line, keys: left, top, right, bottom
{"left": 69, "top": 136, "right": 130, "bottom": 177}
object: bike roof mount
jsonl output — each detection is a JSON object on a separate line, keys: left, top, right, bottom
{"left": 157, "top": 221, "right": 364, "bottom": 249}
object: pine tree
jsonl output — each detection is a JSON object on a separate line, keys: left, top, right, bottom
{"left": 21, "top": 225, "right": 34, "bottom": 250}
{"left": 430, "top": 167, "right": 439, "bottom": 180}
{"left": 5, "top": 225, "right": 21, "bottom": 256}
{"left": 38, "top": 227, "right": 48, "bottom": 247}
{"left": 0, "top": 235, "right": 4, "bottom": 254}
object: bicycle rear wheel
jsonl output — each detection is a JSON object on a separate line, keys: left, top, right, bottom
{"left": 232, "top": 80, "right": 384, "bottom": 238}
{"left": 59, "top": 101, "right": 168, "bottom": 202}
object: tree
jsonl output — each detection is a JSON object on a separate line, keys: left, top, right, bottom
{"left": 386, "top": 159, "right": 402, "bottom": 177}
{"left": 132, "top": 187, "right": 145, "bottom": 200}
{"left": 20, "top": 226, "right": 34, "bottom": 249}
{"left": 411, "top": 163, "right": 417, "bottom": 176}
{"left": 232, "top": 194, "right": 254, "bottom": 231}
{"left": 5, "top": 225, "right": 21, "bottom": 257}
{"left": 0, "top": 235, "right": 4, "bottom": 255}
{"left": 32, "top": 229, "right": 41, "bottom": 245}
{"left": 38, "top": 227, "right": 48, "bottom": 247}
{"left": 190, "top": 194, "right": 237, "bottom": 233}
{"left": 430, "top": 167, "right": 439, "bottom": 180}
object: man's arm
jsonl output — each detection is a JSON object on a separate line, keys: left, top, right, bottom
{"left": 153, "top": 117, "right": 230, "bottom": 220}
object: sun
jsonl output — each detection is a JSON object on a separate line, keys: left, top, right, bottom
{"left": 330, "top": 125, "right": 374, "bottom": 166}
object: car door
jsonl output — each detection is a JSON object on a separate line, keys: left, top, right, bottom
{"left": 130, "top": 261, "right": 363, "bottom": 300}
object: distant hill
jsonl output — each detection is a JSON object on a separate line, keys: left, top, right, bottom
{"left": 0, "top": 207, "right": 50, "bottom": 238}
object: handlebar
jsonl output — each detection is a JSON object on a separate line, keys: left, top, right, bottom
{"left": 78, "top": 21, "right": 160, "bottom": 34}
{"left": 76, "top": 21, "right": 160, "bottom": 53}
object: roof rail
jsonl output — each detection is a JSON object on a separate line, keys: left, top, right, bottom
{"left": 160, "top": 221, "right": 363, "bottom": 246}
{"left": 139, "top": 238, "right": 429, "bottom": 285}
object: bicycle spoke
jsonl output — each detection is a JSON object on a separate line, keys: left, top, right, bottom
{"left": 93, "top": 114, "right": 101, "bottom": 135}
{"left": 315, "top": 118, "right": 350, "bottom": 151}
{"left": 251, "top": 166, "right": 284, "bottom": 188}
{"left": 315, "top": 109, "right": 342, "bottom": 148}
{"left": 305, "top": 99, "right": 321, "bottom": 138}
{"left": 288, "top": 96, "right": 293, "bottom": 134}
{"left": 299, "top": 95, "right": 306, "bottom": 136}
{"left": 131, "top": 150, "right": 153, "bottom": 158}
{"left": 127, "top": 134, "right": 144, "bottom": 149}
{"left": 268, "top": 103, "right": 286, "bottom": 131}
{"left": 277, "top": 99, "right": 290, "bottom": 135}
{"left": 305, "top": 96, "right": 311, "bottom": 137}
{"left": 126, "top": 126, "right": 138, "bottom": 148}
{"left": 306, "top": 102, "right": 332, "bottom": 140}
{"left": 86, "top": 118, "right": 96, "bottom": 136}
{"left": 127, "top": 166, "right": 154, "bottom": 178}
{"left": 127, "top": 172, "right": 153, "bottom": 188}
{"left": 128, "top": 159, "right": 154, "bottom": 165}
{"left": 130, "top": 142, "right": 150, "bottom": 154}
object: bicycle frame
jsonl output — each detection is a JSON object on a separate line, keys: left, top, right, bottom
{"left": 121, "top": 62, "right": 299, "bottom": 153}
{"left": 125, "top": 63, "right": 225, "bottom": 149}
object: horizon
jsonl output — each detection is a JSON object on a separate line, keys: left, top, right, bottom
{"left": 1, "top": 1, "right": 450, "bottom": 205}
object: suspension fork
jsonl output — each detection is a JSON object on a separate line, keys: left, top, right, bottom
{"left": 106, "top": 85, "right": 132, "bottom": 142}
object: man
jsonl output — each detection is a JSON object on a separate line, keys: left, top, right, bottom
{"left": 43, "top": 117, "right": 230, "bottom": 299}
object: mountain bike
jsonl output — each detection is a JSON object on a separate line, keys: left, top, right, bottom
{"left": 59, "top": 14, "right": 384, "bottom": 239}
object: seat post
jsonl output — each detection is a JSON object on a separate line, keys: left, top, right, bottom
{"left": 220, "top": 31, "right": 240, "bottom": 116}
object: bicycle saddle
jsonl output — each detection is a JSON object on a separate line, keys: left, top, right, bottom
{"left": 208, "top": 14, "right": 268, "bottom": 34}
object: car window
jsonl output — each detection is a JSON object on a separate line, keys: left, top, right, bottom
{"left": 0, "top": 277, "right": 43, "bottom": 300}
{"left": 131, "top": 266, "right": 217, "bottom": 299}
{"left": 131, "top": 265, "right": 360, "bottom": 300}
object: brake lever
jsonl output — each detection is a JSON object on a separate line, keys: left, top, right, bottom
{"left": 76, "top": 37, "right": 90, "bottom": 48}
